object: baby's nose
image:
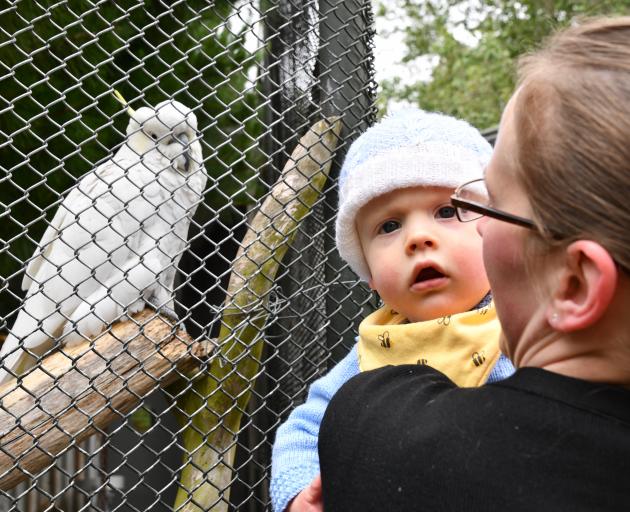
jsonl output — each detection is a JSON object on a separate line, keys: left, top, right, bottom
{"left": 406, "top": 231, "right": 436, "bottom": 253}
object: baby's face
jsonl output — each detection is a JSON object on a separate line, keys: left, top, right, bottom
{"left": 356, "top": 186, "right": 490, "bottom": 322}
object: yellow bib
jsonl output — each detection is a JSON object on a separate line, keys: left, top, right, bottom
{"left": 357, "top": 303, "right": 502, "bottom": 388}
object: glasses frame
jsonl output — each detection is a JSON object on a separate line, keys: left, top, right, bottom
{"left": 450, "top": 178, "right": 537, "bottom": 230}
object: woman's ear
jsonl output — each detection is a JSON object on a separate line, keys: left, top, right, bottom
{"left": 547, "top": 241, "right": 617, "bottom": 332}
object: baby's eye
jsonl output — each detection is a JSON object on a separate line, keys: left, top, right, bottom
{"left": 435, "top": 205, "right": 457, "bottom": 219}
{"left": 379, "top": 220, "right": 400, "bottom": 234}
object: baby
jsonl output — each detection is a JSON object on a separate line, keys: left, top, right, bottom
{"left": 270, "top": 109, "right": 515, "bottom": 512}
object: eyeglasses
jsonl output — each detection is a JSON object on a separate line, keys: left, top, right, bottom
{"left": 450, "top": 178, "right": 537, "bottom": 230}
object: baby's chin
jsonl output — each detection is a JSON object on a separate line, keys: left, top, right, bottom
{"left": 401, "top": 307, "right": 455, "bottom": 323}
{"left": 401, "top": 296, "right": 489, "bottom": 323}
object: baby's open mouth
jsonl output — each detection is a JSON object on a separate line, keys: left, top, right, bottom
{"left": 414, "top": 267, "right": 446, "bottom": 283}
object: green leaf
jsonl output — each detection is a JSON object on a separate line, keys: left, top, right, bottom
{"left": 379, "top": 0, "right": 630, "bottom": 129}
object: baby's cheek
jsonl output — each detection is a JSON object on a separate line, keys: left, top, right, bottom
{"left": 372, "top": 267, "right": 404, "bottom": 302}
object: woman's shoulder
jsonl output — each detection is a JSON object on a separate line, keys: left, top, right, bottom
{"left": 321, "top": 364, "right": 630, "bottom": 455}
{"left": 320, "top": 364, "right": 467, "bottom": 445}
{"left": 326, "top": 364, "right": 469, "bottom": 412}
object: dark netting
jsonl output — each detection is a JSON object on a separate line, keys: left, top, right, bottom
{"left": 0, "top": 0, "right": 377, "bottom": 509}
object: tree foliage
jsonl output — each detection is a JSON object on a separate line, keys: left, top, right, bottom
{"left": 0, "top": 0, "right": 266, "bottom": 321}
{"left": 378, "top": 0, "right": 630, "bottom": 129}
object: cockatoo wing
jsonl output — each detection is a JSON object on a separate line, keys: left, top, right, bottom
{"left": 1, "top": 100, "right": 208, "bottom": 386}
{"left": 0, "top": 153, "right": 146, "bottom": 384}
{"left": 22, "top": 201, "right": 69, "bottom": 292}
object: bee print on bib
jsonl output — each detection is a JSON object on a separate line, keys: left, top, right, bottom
{"left": 472, "top": 350, "right": 486, "bottom": 367}
{"left": 437, "top": 315, "right": 452, "bottom": 326}
{"left": 378, "top": 331, "right": 391, "bottom": 348}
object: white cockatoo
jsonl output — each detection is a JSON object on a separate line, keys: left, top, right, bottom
{"left": 0, "top": 97, "right": 207, "bottom": 384}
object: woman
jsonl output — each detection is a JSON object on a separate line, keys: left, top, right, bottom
{"left": 318, "top": 17, "right": 630, "bottom": 511}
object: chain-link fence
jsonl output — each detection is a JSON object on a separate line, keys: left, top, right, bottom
{"left": 0, "top": 1, "right": 377, "bottom": 510}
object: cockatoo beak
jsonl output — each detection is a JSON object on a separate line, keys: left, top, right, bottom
{"left": 175, "top": 133, "right": 192, "bottom": 172}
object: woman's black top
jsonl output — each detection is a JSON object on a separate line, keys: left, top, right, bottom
{"left": 319, "top": 365, "right": 630, "bottom": 511}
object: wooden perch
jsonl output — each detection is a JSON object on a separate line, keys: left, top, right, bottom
{"left": 0, "top": 309, "right": 211, "bottom": 490}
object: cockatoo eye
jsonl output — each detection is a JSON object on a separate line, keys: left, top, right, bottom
{"left": 150, "top": 133, "right": 157, "bottom": 140}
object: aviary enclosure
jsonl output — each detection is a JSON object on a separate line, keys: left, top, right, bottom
{"left": 0, "top": 0, "right": 377, "bottom": 510}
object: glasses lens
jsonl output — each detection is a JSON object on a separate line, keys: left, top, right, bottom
{"left": 457, "top": 180, "right": 489, "bottom": 221}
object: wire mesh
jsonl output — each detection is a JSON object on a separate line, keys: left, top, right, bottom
{"left": 0, "top": 0, "right": 377, "bottom": 510}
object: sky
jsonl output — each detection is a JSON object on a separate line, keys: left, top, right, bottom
{"left": 373, "top": 7, "right": 422, "bottom": 85}
{"left": 373, "top": 2, "right": 479, "bottom": 87}
{"left": 372, "top": 6, "right": 432, "bottom": 111}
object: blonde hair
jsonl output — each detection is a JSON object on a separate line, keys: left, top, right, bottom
{"left": 513, "top": 17, "right": 630, "bottom": 272}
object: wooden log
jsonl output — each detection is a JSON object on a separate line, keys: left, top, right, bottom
{"left": 0, "top": 309, "right": 211, "bottom": 490}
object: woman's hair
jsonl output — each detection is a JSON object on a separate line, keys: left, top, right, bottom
{"left": 513, "top": 17, "right": 630, "bottom": 272}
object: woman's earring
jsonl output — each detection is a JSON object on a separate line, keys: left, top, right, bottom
{"left": 550, "top": 312, "right": 559, "bottom": 325}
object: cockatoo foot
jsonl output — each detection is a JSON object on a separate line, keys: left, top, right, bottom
{"left": 145, "top": 298, "right": 179, "bottom": 325}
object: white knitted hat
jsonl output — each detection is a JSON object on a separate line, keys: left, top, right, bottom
{"left": 336, "top": 108, "right": 493, "bottom": 281}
